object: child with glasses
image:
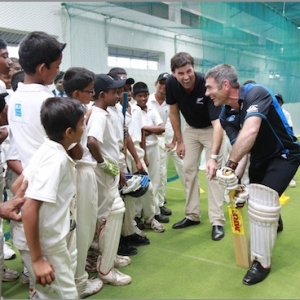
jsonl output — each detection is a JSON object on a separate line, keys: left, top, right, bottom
{"left": 63, "top": 67, "right": 103, "bottom": 298}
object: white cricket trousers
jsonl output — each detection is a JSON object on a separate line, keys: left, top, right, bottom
{"left": 75, "top": 163, "right": 98, "bottom": 286}
{"left": 22, "top": 249, "right": 78, "bottom": 299}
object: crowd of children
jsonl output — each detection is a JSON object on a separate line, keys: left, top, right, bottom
{"left": 0, "top": 31, "right": 176, "bottom": 299}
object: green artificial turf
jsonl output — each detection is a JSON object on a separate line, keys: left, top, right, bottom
{"left": 2, "top": 164, "right": 300, "bottom": 299}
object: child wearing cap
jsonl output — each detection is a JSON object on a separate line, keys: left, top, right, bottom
{"left": 86, "top": 74, "right": 131, "bottom": 286}
{"left": 130, "top": 82, "right": 167, "bottom": 231}
{"left": 52, "top": 71, "right": 67, "bottom": 97}
{"left": 147, "top": 72, "right": 184, "bottom": 219}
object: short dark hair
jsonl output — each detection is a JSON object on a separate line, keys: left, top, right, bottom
{"left": 63, "top": 67, "right": 95, "bottom": 96}
{"left": 171, "top": 52, "right": 194, "bottom": 72}
{"left": 18, "top": 31, "right": 66, "bottom": 74}
{"left": 133, "top": 82, "right": 149, "bottom": 96}
{"left": 243, "top": 79, "right": 256, "bottom": 85}
{"left": 0, "top": 38, "right": 7, "bottom": 50}
{"left": 40, "top": 97, "right": 85, "bottom": 142}
{"left": 11, "top": 70, "right": 25, "bottom": 92}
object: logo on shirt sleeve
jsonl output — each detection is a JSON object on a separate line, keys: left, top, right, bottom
{"left": 246, "top": 105, "right": 258, "bottom": 114}
{"left": 14, "top": 103, "right": 22, "bottom": 117}
{"left": 196, "top": 97, "right": 204, "bottom": 104}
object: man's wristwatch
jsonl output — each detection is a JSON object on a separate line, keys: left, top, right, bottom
{"left": 210, "top": 154, "right": 219, "bottom": 162}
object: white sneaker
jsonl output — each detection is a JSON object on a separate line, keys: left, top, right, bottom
{"left": 2, "top": 265, "right": 19, "bottom": 282}
{"left": 114, "top": 255, "right": 131, "bottom": 268}
{"left": 144, "top": 218, "right": 165, "bottom": 233}
{"left": 20, "top": 267, "right": 29, "bottom": 284}
{"left": 3, "top": 242, "right": 16, "bottom": 260}
{"left": 99, "top": 268, "right": 131, "bottom": 286}
{"left": 133, "top": 225, "right": 147, "bottom": 237}
{"left": 289, "top": 179, "right": 296, "bottom": 187}
{"left": 77, "top": 277, "right": 103, "bottom": 298}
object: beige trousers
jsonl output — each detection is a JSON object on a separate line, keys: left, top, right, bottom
{"left": 183, "top": 124, "right": 225, "bottom": 226}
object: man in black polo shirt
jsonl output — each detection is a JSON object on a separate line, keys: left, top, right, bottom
{"left": 205, "top": 63, "right": 300, "bottom": 285}
{"left": 166, "top": 52, "right": 226, "bottom": 241}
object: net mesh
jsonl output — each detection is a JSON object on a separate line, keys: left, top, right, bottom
{"left": 63, "top": 2, "right": 300, "bottom": 102}
{"left": 62, "top": 1, "right": 300, "bottom": 135}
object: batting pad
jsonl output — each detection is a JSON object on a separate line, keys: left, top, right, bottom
{"left": 97, "top": 197, "right": 125, "bottom": 274}
{"left": 248, "top": 184, "right": 281, "bottom": 268}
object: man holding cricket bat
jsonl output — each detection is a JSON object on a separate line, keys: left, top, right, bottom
{"left": 205, "top": 64, "right": 300, "bottom": 285}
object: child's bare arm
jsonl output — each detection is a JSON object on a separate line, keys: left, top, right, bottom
{"left": 11, "top": 174, "right": 24, "bottom": 196}
{"left": 22, "top": 198, "right": 55, "bottom": 286}
{"left": 68, "top": 143, "right": 83, "bottom": 160}
{"left": 7, "top": 160, "right": 23, "bottom": 176}
{"left": 143, "top": 124, "right": 165, "bottom": 135}
{"left": 0, "top": 127, "right": 8, "bottom": 144}
{"left": 87, "top": 136, "right": 104, "bottom": 163}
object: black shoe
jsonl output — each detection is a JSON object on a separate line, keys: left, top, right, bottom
{"left": 135, "top": 217, "right": 145, "bottom": 230}
{"left": 160, "top": 205, "right": 172, "bottom": 216}
{"left": 117, "top": 242, "right": 138, "bottom": 256}
{"left": 277, "top": 214, "right": 283, "bottom": 233}
{"left": 212, "top": 225, "right": 224, "bottom": 241}
{"left": 154, "top": 214, "right": 169, "bottom": 223}
{"left": 172, "top": 217, "right": 200, "bottom": 229}
{"left": 121, "top": 233, "right": 150, "bottom": 246}
{"left": 243, "top": 261, "right": 271, "bottom": 285}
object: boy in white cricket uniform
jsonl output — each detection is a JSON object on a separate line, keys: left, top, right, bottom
{"left": 87, "top": 74, "right": 131, "bottom": 286}
{"left": 118, "top": 101, "right": 165, "bottom": 233}
{"left": 63, "top": 67, "right": 103, "bottom": 298}
{"left": 108, "top": 83, "right": 150, "bottom": 249}
{"left": 20, "top": 97, "right": 85, "bottom": 299}
{"left": 132, "top": 82, "right": 168, "bottom": 228}
{"left": 7, "top": 31, "right": 80, "bottom": 297}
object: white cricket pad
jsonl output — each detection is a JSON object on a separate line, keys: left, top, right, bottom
{"left": 97, "top": 197, "right": 125, "bottom": 274}
{"left": 248, "top": 184, "right": 281, "bottom": 268}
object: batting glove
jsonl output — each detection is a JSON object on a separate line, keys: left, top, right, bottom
{"left": 216, "top": 167, "right": 239, "bottom": 190}
{"left": 99, "top": 159, "right": 119, "bottom": 176}
{"left": 234, "top": 184, "right": 249, "bottom": 208}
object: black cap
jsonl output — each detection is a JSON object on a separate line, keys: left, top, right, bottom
{"left": 109, "top": 67, "right": 127, "bottom": 76}
{"left": 275, "top": 93, "right": 284, "bottom": 103}
{"left": 157, "top": 72, "right": 170, "bottom": 82}
{"left": 54, "top": 71, "right": 65, "bottom": 83}
{"left": 108, "top": 68, "right": 135, "bottom": 85}
{"left": 94, "top": 74, "right": 126, "bottom": 95}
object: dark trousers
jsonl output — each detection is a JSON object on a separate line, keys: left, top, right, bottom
{"left": 249, "top": 154, "right": 300, "bottom": 196}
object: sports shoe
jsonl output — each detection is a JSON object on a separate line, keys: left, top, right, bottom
{"left": 121, "top": 233, "right": 150, "bottom": 246}
{"left": 2, "top": 265, "right": 19, "bottom": 282}
{"left": 97, "top": 254, "right": 131, "bottom": 268}
{"left": 289, "top": 179, "right": 296, "bottom": 187}
{"left": 4, "top": 242, "right": 16, "bottom": 260}
{"left": 117, "top": 242, "right": 138, "bottom": 256}
{"left": 114, "top": 255, "right": 131, "bottom": 268}
{"left": 77, "top": 277, "right": 103, "bottom": 298}
{"left": 160, "top": 205, "right": 172, "bottom": 216}
{"left": 144, "top": 218, "right": 165, "bottom": 233}
{"left": 20, "top": 267, "right": 30, "bottom": 284}
{"left": 99, "top": 267, "right": 131, "bottom": 286}
{"left": 154, "top": 214, "right": 169, "bottom": 223}
{"left": 133, "top": 225, "right": 147, "bottom": 238}
{"left": 134, "top": 217, "right": 145, "bottom": 230}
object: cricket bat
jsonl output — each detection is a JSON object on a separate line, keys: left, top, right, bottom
{"left": 228, "top": 190, "right": 250, "bottom": 268}
{"left": 121, "top": 92, "right": 128, "bottom": 157}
